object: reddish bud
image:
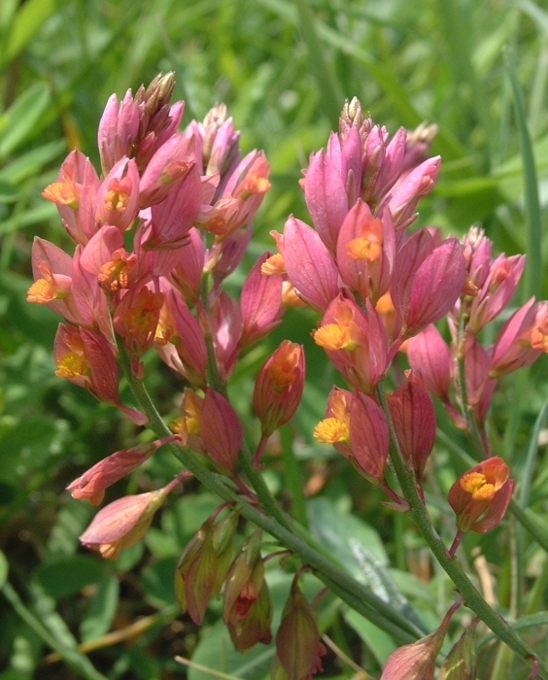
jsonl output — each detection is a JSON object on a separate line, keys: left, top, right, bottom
{"left": 253, "top": 341, "right": 305, "bottom": 437}
{"left": 201, "top": 389, "right": 242, "bottom": 476}
{"left": 272, "top": 582, "right": 327, "bottom": 680}
{"left": 67, "top": 436, "right": 176, "bottom": 505}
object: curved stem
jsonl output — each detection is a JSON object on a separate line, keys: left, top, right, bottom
{"left": 117, "top": 342, "right": 423, "bottom": 644}
{"left": 375, "top": 381, "right": 548, "bottom": 677}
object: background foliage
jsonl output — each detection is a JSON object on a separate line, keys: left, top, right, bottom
{"left": 1, "top": 0, "right": 548, "bottom": 678}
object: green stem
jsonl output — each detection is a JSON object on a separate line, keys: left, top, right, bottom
{"left": 118, "top": 343, "right": 422, "bottom": 644}
{"left": 375, "top": 381, "right": 548, "bottom": 677}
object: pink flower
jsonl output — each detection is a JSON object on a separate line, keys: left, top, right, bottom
{"left": 490, "top": 298, "right": 548, "bottom": 377}
{"left": 313, "top": 296, "right": 388, "bottom": 393}
{"left": 336, "top": 200, "right": 396, "bottom": 303}
{"left": 53, "top": 324, "right": 147, "bottom": 425}
{"left": 98, "top": 89, "right": 140, "bottom": 176}
{"left": 67, "top": 436, "right": 178, "bottom": 505}
{"left": 388, "top": 381, "right": 436, "bottom": 493}
{"left": 95, "top": 157, "right": 140, "bottom": 232}
{"left": 240, "top": 253, "right": 284, "bottom": 347}
{"left": 301, "top": 143, "right": 351, "bottom": 254}
{"left": 391, "top": 230, "right": 466, "bottom": 339}
{"left": 449, "top": 457, "right": 514, "bottom": 535}
{"left": 313, "top": 386, "right": 353, "bottom": 461}
{"left": 349, "top": 391, "right": 389, "bottom": 486}
{"left": 42, "top": 149, "right": 100, "bottom": 245}
{"left": 406, "top": 324, "right": 451, "bottom": 402}
{"left": 282, "top": 216, "right": 340, "bottom": 312}
{"left": 79, "top": 473, "right": 187, "bottom": 559}
{"left": 201, "top": 389, "right": 242, "bottom": 476}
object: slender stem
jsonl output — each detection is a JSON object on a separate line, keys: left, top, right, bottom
{"left": 375, "top": 381, "right": 548, "bottom": 677}
{"left": 118, "top": 342, "right": 423, "bottom": 643}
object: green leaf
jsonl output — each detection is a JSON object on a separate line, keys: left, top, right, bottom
{"left": 80, "top": 574, "right": 119, "bottom": 643}
{"left": 344, "top": 608, "right": 396, "bottom": 666}
{"left": 34, "top": 555, "right": 105, "bottom": 598}
{"left": 0, "top": 83, "right": 51, "bottom": 159}
{"left": 0, "top": 549, "right": 8, "bottom": 588}
{"left": 140, "top": 556, "right": 178, "bottom": 608}
{"left": 1, "top": 0, "right": 59, "bottom": 67}
{"left": 306, "top": 497, "right": 388, "bottom": 574}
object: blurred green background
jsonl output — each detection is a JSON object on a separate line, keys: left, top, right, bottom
{"left": 1, "top": 0, "right": 548, "bottom": 678}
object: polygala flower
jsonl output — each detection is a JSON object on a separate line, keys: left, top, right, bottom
{"left": 67, "top": 435, "right": 179, "bottom": 505}
{"left": 253, "top": 341, "right": 305, "bottom": 437}
{"left": 79, "top": 473, "right": 188, "bottom": 560}
{"left": 448, "top": 457, "right": 514, "bottom": 556}
{"left": 381, "top": 603, "right": 460, "bottom": 680}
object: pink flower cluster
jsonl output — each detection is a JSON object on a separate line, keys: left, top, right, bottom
{"left": 28, "top": 74, "right": 295, "bottom": 557}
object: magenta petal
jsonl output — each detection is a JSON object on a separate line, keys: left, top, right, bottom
{"left": 283, "top": 216, "right": 340, "bottom": 312}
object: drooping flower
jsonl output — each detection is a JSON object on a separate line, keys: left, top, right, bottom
{"left": 67, "top": 436, "right": 178, "bottom": 505}
{"left": 448, "top": 457, "right": 514, "bottom": 556}
{"left": 200, "top": 389, "right": 243, "bottom": 476}
{"left": 79, "top": 473, "right": 188, "bottom": 560}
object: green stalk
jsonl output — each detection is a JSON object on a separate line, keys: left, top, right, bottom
{"left": 117, "top": 342, "right": 421, "bottom": 644}
{"left": 375, "top": 381, "right": 548, "bottom": 677}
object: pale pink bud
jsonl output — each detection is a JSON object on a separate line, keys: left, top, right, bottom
{"left": 388, "top": 381, "right": 436, "bottom": 490}
{"left": 283, "top": 216, "right": 340, "bottom": 312}
{"left": 382, "top": 156, "right": 440, "bottom": 231}
{"left": 98, "top": 90, "right": 140, "bottom": 176}
{"left": 201, "top": 389, "right": 242, "bottom": 475}
{"left": 406, "top": 324, "right": 451, "bottom": 402}
{"left": 302, "top": 146, "right": 349, "bottom": 254}
{"left": 79, "top": 473, "right": 186, "bottom": 560}
{"left": 349, "top": 391, "right": 389, "bottom": 485}
{"left": 209, "top": 291, "right": 242, "bottom": 381}
{"left": 240, "top": 253, "right": 283, "bottom": 347}
{"left": 67, "top": 436, "right": 177, "bottom": 505}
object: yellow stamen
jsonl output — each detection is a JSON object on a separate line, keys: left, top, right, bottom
{"left": 313, "top": 418, "right": 349, "bottom": 444}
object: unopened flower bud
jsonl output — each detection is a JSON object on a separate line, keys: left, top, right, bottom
{"left": 272, "top": 581, "right": 326, "bottom": 680}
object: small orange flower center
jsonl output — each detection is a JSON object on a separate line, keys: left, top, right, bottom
{"left": 346, "top": 234, "right": 382, "bottom": 263}
{"left": 313, "top": 418, "right": 349, "bottom": 444}
{"left": 237, "top": 175, "right": 271, "bottom": 199}
{"left": 55, "top": 350, "right": 89, "bottom": 379}
{"left": 530, "top": 317, "right": 548, "bottom": 352}
{"left": 27, "top": 278, "right": 56, "bottom": 304}
{"left": 489, "top": 262, "right": 511, "bottom": 293}
{"left": 460, "top": 472, "right": 496, "bottom": 501}
{"left": 261, "top": 253, "right": 285, "bottom": 276}
{"left": 104, "top": 178, "right": 132, "bottom": 213}
{"left": 313, "top": 323, "right": 356, "bottom": 351}
{"left": 42, "top": 182, "right": 78, "bottom": 208}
